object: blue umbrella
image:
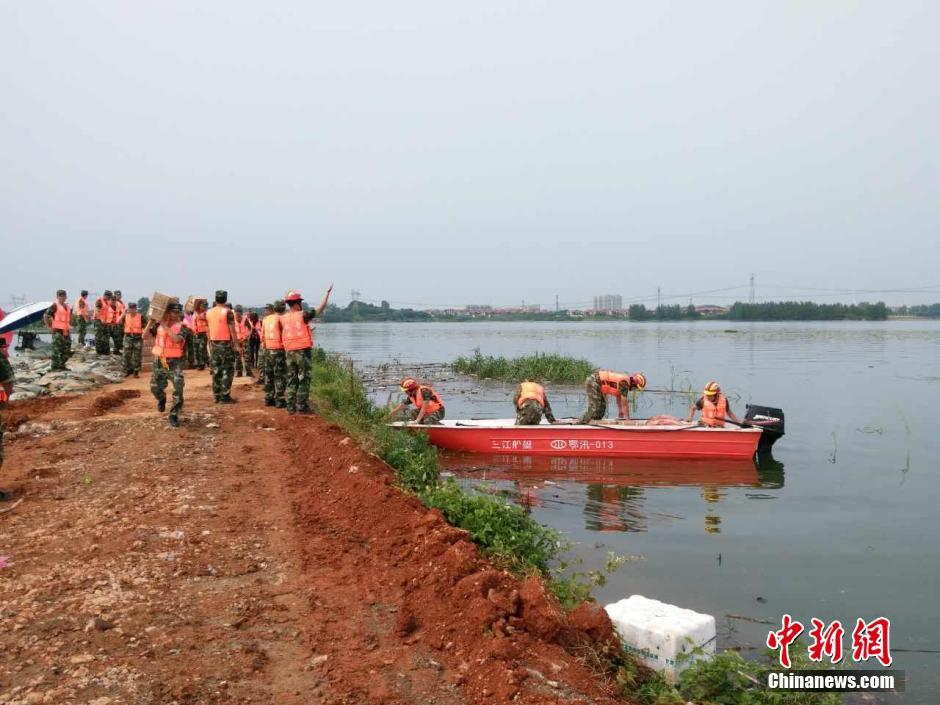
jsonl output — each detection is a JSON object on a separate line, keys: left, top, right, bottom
{"left": 0, "top": 301, "right": 54, "bottom": 335}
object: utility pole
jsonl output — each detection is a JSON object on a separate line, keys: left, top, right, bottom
{"left": 555, "top": 295, "right": 559, "bottom": 312}
{"left": 749, "top": 274, "right": 755, "bottom": 304}
{"left": 657, "top": 287, "right": 661, "bottom": 318}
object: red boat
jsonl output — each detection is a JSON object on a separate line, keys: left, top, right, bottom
{"left": 394, "top": 418, "right": 768, "bottom": 460}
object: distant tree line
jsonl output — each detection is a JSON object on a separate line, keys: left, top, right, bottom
{"left": 727, "top": 301, "right": 888, "bottom": 321}
{"left": 626, "top": 304, "right": 700, "bottom": 321}
{"left": 895, "top": 303, "right": 940, "bottom": 318}
{"left": 320, "top": 300, "right": 433, "bottom": 322}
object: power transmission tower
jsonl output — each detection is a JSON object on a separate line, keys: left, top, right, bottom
{"left": 749, "top": 274, "right": 755, "bottom": 304}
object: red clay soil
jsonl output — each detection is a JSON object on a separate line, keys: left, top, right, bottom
{"left": 0, "top": 369, "right": 632, "bottom": 705}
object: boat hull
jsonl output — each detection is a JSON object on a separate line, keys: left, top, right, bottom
{"left": 413, "top": 420, "right": 763, "bottom": 460}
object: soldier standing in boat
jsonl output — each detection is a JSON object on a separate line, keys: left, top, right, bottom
{"left": 686, "top": 381, "right": 741, "bottom": 428}
{"left": 513, "top": 379, "right": 557, "bottom": 425}
{"left": 578, "top": 369, "right": 646, "bottom": 423}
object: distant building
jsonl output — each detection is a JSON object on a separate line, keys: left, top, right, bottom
{"left": 695, "top": 305, "right": 729, "bottom": 316}
{"left": 465, "top": 304, "right": 493, "bottom": 314}
{"left": 593, "top": 294, "right": 623, "bottom": 312}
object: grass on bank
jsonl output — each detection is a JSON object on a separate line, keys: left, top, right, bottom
{"left": 309, "top": 349, "right": 842, "bottom": 705}
{"left": 452, "top": 348, "right": 595, "bottom": 384}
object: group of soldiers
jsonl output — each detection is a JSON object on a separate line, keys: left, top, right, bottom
{"left": 26, "top": 284, "right": 333, "bottom": 428}
{"left": 146, "top": 285, "right": 333, "bottom": 426}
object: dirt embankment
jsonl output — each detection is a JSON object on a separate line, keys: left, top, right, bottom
{"left": 0, "top": 370, "right": 630, "bottom": 705}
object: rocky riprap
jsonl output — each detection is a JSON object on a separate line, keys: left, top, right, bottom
{"left": 8, "top": 347, "right": 126, "bottom": 401}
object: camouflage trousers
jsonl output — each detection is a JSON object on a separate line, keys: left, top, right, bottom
{"left": 408, "top": 406, "right": 445, "bottom": 425}
{"left": 516, "top": 400, "right": 544, "bottom": 426}
{"left": 0, "top": 410, "right": 4, "bottom": 470}
{"left": 76, "top": 318, "right": 87, "bottom": 345}
{"left": 94, "top": 321, "right": 111, "bottom": 355}
{"left": 195, "top": 333, "right": 208, "bottom": 369}
{"left": 51, "top": 330, "right": 71, "bottom": 370}
{"left": 578, "top": 373, "right": 607, "bottom": 424}
{"left": 234, "top": 345, "right": 250, "bottom": 376}
{"left": 184, "top": 334, "right": 196, "bottom": 368}
{"left": 264, "top": 349, "right": 286, "bottom": 403}
{"left": 257, "top": 348, "right": 267, "bottom": 385}
{"left": 123, "top": 334, "right": 142, "bottom": 374}
{"left": 210, "top": 342, "right": 235, "bottom": 399}
{"left": 151, "top": 357, "right": 185, "bottom": 416}
{"left": 110, "top": 324, "right": 124, "bottom": 353}
{"left": 285, "top": 348, "right": 312, "bottom": 411}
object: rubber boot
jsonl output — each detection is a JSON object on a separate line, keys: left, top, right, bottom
{"left": 275, "top": 399, "right": 286, "bottom": 409}
{"left": 157, "top": 399, "right": 166, "bottom": 412}
{"left": 168, "top": 414, "right": 179, "bottom": 428}
{"left": 219, "top": 396, "right": 236, "bottom": 405}
{"left": 264, "top": 398, "right": 275, "bottom": 407}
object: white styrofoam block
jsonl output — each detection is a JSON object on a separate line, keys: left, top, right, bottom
{"left": 604, "top": 595, "right": 716, "bottom": 683}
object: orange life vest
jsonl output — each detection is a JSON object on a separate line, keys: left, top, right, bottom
{"left": 280, "top": 310, "right": 313, "bottom": 351}
{"left": 701, "top": 395, "right": 728, "bottom": 428}
{"left": 206, "top": 306, "right": 232, "bottom": 341}
{"left": 152, "top": 323, "right": 184, "bottom": 359}
{"left": 517, "top": 382, "right": 546, "bottom": 408}
{"left": 75, "top": 297, "right": 89, "bottom": 320}
{"left": 193, "top": 310, "right": 208, "bottom": 335}
{"left": 114, "top": 301, "right": 126, "bottom": 318}
{"left": 234, "top": 316, "right": 249, "bottom": 342}
{"left": 0, "top": 387, "right": 7, "bottom": 404}
{"left": 123, "top": 312, "right": 143, "bottom": 335}
{"left": 263, "top": 314, "right": 284, "bottom": 350}
{"left": 51, "top": 302, "right": 71, "bottom": 332}
{"left": 95, "top": 299, "right": 114, "bottom": 324}
{"left": 598, "top": 370, "right": 629, "bottom": 397}
{"left": 409, "top": 385, "right": 443, "bottom": 414}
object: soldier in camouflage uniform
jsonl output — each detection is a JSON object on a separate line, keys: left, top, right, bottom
{"left": 111, "top": 290, "right": 126, "bottom": 354}
{"left": 206, "top": 291, "right": 239, "bottom": 403}
{"left": 0, "top": 338, "right": 14, "bottom": 486}
{"left": 193, "top": 300, "right": 209, "bottom": 370}
{"left": 148, "top": 303, "right": 189, "bottom": 428}
{"left": 43, "top": 289, "right": 72, "bottom": 371}
{"left": 513, "top": 380, "right": 557, "bottom": 425}
{"left": 75, "top": 290, "right": 91, "bottom": 346}
{"left": 118, "top": 302, "right": 145, "bottom": 377}
{"left": 389, "top": 377, "right": 445, "bottom": 425}
{"left": 281, "top": 286, "right": 332, "bottom": 414}
{"left": 233, "top": 305, "right": 251, "bottom": 377}
{"left": 578, "top": 370, "right": 647, "bottom": 424}
{"left": 94, "top": 290, "right": 114, "bottom": 355}
{"left": 261, "top": 302, "right": 286, "bottom": 407}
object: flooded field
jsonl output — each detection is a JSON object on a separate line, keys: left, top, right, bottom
{"left": 320, "top": 319, "right": 940, "bottom": 704}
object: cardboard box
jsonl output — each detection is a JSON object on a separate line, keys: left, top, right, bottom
{"left": 149, "top": 292, "right": 179, "bottom": 322}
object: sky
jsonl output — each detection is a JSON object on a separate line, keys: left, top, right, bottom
{"left": 1, "top": 1, "right": 938, "bottom": 309}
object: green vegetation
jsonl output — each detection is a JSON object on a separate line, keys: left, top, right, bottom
{"left": 320, "top": 300, "right": 433, "bottom": 322}
{"left": 309, "top": 347, "right": 562, "bottom": 574}
{"left": 728, "top": 300, "right": 887, "bottom": 321}
{"left": 310, "top": 350, "right": 842, "bottom": 704}
{"left": 896, "top": 302, "right": 940, "bottom": 318}
{"left": 452, "top": 348, "right": 595, "bottom": 384}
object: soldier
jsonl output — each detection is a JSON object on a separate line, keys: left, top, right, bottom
{"left": 281, "top": 285, "right": 332, "bottom": 414}
{"left": 233, "top": 305, "right": 251, "bottom": 377}
{"left": 513, "top": 380, "right": 557, "bottom": 425}
{"left": 42, "top": 289, "right": 72, "bottom": 371}
{"left": 182, "top": 301, "right": 197, "bottom": 369}
{"left": 247, "top": 310, "right": 262, "bottom": 374}
{"left": 117, "top": 302, "right": 145, "bottom": 377}
{"left": 389, "top": 377, "right": 445, "bottom": 425}
{"left": 578, "top": 369, "right": 647, "bottom": 423}
{"left": 74, "top": 290, "right": 91, "bottom": 346}
{"left": 111, "top": 290, "right": 126, "bottom": 354}
{"left": 206, "top": 290, "right": 240, "bottom": 403}
{"left": 147, "top": 302, "right": 189, "bottom": 427}
{"left": 94, "top": 290, "right": 114, "bottom": 355}
{"left": 261, "top": 302, "right": 285, "bottom": 407}
{"left": 0, "top": 337, "right": 14, "bottom": 493}
{"left": 192, "top": 299, "right": 209, "bottom": 370}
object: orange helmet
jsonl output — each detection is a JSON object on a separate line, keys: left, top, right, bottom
{"left": 703, "top": 381, "right": 721, "bottom": 396}
{"left": 284, "top": 289, "right": 303, "bottom": 302}
{"left": 632, "top": 372, "right": 647, "bottom": 390}
{"left": 400, "top": 377, "right": 419, "bottom": 392}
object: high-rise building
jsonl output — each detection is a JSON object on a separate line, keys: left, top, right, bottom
{"left": 593, "top": 294, "right": 623, "bottom": 312}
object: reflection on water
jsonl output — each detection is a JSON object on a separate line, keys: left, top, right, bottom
{"left": 444, "top": 452, "right": 786, "bottom": 536}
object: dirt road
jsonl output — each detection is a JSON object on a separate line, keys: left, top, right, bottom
{"left": 0, "top": 369, "right": 629, "bottom": 705}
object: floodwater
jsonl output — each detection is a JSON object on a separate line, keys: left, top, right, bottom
{"left": 320, "top": 319, "right": 939, "bottom": 703}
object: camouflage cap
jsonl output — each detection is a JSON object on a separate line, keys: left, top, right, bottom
{"left": 103, "top": 290, "right": 113, "bottom": 298}
{"left": 128, "top": 302, "right": 138, "bottom": 309}
{"left": 234, "top": 304, "right": 243, "bottom": 312}
{"left": 215, "top": 289, "right": 228, "bottom": 302}
{"left": 56, "top": 289, "right": 66, "bottom": 296}
{"left": 80, "top": 290, "right": 88, "bottom": 297}
{"left": 273, "top": 299, "right": 286, "bottom": 312}
{"left": 165, "top": 302, "right": 181, "bottom": 313}
{"left": 114, "top": 290, "right": 122, "bottom": 296}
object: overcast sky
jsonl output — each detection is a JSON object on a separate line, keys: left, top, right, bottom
{"left": 1, "top": 1, "right": 938, "bottom": 309}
